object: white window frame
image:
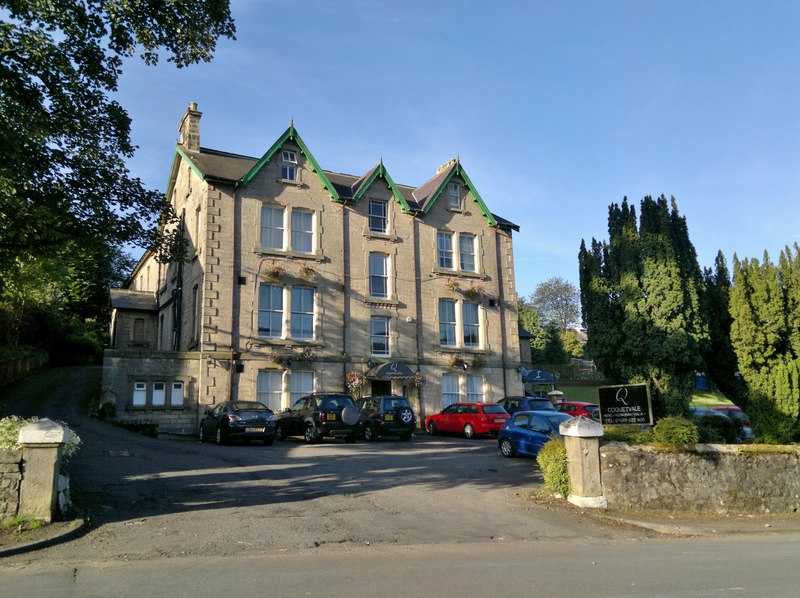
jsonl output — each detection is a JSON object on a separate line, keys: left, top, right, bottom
{"left": 463, "top": 302, "right": 480, "bottom": 348}
{"left": 257, "top": 370, "right": 284, "bottom": 411}
{"left": 368, "top": 199, "right": 388, "bottom": 234}
{"left": 291, "top": 209, "right": 314, "bottom": 254}
{"left": 459, "top": 233, "right": 476, "bottom": 272}
{"left": 369, "top": 253, "right": 389, "bottom": 299}
{"left": 439, "top": 299, "right": 457, "bottom": 347}
{"left": 152, "top": 381, "right": 166, "bottom": 406}
{"left": 132, "top": 381, "right": 147, "bottom": 406}
{"left": 446, "top": 182, "right": 460, "bottom": 208}
{"left": 290, "top": 286, "right": 315, "bottom": 340}
{"left": 437, "top": 231, "right": 454, "bottom": 269}
{"left": 258, "top": 283, "right": 284, "bottom": 339}
{"left": 281, "top": 150, "right": 297, "bottom": 181}
{"left": 261, "top": 205, "right": 285, "bottom": 250}
{"left": 466, "top": 375, "right": 484, "bottom": 403}
{"left": 370, "top": 316, "right": 390, "bottom": 356}
{"left": 170, "top": 381, "right": 185, "bottom": 407}
{"left": 442, "top": 373, "right": 461, "bottom": 408}
{"left": 290, "top": 371, "right": 314, "bottom": 407}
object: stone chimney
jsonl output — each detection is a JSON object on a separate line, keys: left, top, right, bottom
{"left": 436, "top": 158, "right": 457, "bottom": 175}
{"left": 178, "top": 101, "right": 202, "bottom": 152}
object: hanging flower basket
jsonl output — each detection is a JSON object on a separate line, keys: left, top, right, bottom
{"left": 266, "top": 266, "right": 284, "bottom": 281}
{"left": 300, "top": 346, "right": 316, "bottom": 363}
{"left": 269, "top": 352, "right": 284, "bottom": 366}
{"left": 413, "top": 371, "right": 427, "bottom": 388}
{"left": 464, "top": 284, "right": 484, "bottom": 300}
{"left": 345, "top": 370, "right": 365, "bottom": 393}
{"left": 471, "top": 354, "right": 486, "bottom": 370}
{"left": 299, "top": 264, "right": 315, "bottom": 280}
{"left": 445, "top": 278, "right": 460, "bottom": 293}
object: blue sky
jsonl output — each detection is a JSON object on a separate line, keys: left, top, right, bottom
{"left": 115, "top": 0, "right": 800, "bottom": 299}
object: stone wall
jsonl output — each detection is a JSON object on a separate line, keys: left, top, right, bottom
{"left": 600, "top": 442, "right": 800, "bottom": 514}
{"left": 0, "top": 353, "right": 49, "bottom": 387}
{"left": 0, "top": 450, "right": 22, "bottom": 518}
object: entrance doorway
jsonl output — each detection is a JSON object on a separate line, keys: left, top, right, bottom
{"left": 370, "top": 380, "right": 392, "bottom": 396}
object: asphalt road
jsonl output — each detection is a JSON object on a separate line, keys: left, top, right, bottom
{"left": 2, "top": 367, "right": 800, "bottom": 597}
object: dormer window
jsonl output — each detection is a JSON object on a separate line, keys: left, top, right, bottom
{"left": 281, "top": 150, "right": 298, "bottom": 180}
{"left": 446, "top": 182, "right": 460, "bottom": 209}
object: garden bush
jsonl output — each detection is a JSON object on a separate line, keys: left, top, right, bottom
{"left": 537, "top": 438, "right": 570, "bottom": 497}
{"left": 652, "top": 416, "right": 699, "bottom": 444}
{"left": 695, "top": 414, "right": 740, "bottom": 443}
{"left": 0, "top": 416, "right": 81, "bottom": 465}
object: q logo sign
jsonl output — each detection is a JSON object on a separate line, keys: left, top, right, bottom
{"left": 615, "top": 387, "right": 629, "bottom": 406}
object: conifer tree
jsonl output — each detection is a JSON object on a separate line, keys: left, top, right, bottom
{"left": 579, "top": 196, "right": 708, "bottom": 415}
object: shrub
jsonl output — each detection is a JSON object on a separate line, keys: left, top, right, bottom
{"left": 652, "top": 416, "right": 699, "bottom": 444}
{"left": 537, "top": 438, "right": 570, "bottom": 497}
{"left": 695, "top": 414, "right": 739, "bottom": 444}
{"left": 601, "top": 425, "right": 654, "bottom": 444}
{"left": 0, "top": 416, "right": 81, "bottom": 465}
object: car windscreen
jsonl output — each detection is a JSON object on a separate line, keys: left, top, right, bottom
{"left": 544, "top": 413, "right": 571, "bottom": 426}
{"left": 482, "top": 405, "right": 506, "bottom": 414}
{"left": 323, "top": 396, "right": 357, "bottom": 409}
{"left": 232, "top": 401, "right": 269, "bottom": 411}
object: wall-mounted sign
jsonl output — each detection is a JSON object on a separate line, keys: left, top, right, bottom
{"left": 597, "top": 384, "right": 653, "bottom": 425}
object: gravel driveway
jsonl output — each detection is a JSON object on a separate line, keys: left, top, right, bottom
{"left": 1, "top": 367, "right": 644, "bottom": 566}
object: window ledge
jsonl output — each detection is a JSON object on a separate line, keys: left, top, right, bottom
{"left": 364, "top": 231, "right": 397, "bottom": 242}
{"left": 254, "top": 247, "right": 323, "bottom": 262}
{"left": 431, "top": 268, "right": 485, "bottom": 279}
{"left": 364, "top": 297, "right": 399, "bottom": 307}
{"left": 277, "top": 178, "right": 302, "bottom": 186}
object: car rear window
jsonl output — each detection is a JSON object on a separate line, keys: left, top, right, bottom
{"left": 232, "top": 401, "right": 269, "bottom": 411}
{"left": 482, "top": 405, "right": 506, "bottom": 414}
{"left": 385, "top": 398, "right": 411, "bottom": 409}
{"left": 323, "top": 396, "right": 357, "bottom": 409}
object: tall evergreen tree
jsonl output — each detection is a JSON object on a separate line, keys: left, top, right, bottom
{"left": 702, "top": 251, "right": 747, "bottom": 404}
{"left": 730, "top": 245, "right": 800, "bottom": 442}
{"left": 578, "top": 195, "right": 709, "bottom": 415}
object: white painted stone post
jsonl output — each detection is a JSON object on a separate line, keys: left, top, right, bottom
{"left": 17, "top": 418, "right": 67, "bottom": 522}
{"left": 559, "top": 416, "right": 607, "bottom": 509}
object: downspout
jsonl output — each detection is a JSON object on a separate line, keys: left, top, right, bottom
{"left": 172, "top": 209, "right": 185, "bottom": 351}
{"left": 342, "top": 202, "right": 350, "bottom": 386}
{"left": 230, "top": 183, "right": 241, "bottom": 401}
{"left": 412, "top": 215, "right": 425, "bottom": 423}
{"left": 495, "top": 229, "right": 509, "bottom": 397}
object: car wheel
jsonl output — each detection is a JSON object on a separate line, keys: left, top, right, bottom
{"left": 263, "top": 435, "right": 275, "bottom": 446}
{"left": 400, "top": 431, "right": 412, "bottom": 441}
{"left": 464, "top": 423, "right": 476, "bottom": 439}
{"left": 215, "top": 427, "right": 225, "bottom": 445}
{"left": 275, "top": 423, "right": 285, "bottom": 441}
{"left": 500, "top": 438, "right": 515, "bottom": 458}
{"left": 364, "top": 423, "right": 378, "bottom": 442}
{"left": 398, "top": 407, "right": 414, "bottom": 425}
{"left": 427, "top": 421, "right": 438, "bottom": 435}
{"left": 304, "top": 424, "right": 320, "bottom": 444}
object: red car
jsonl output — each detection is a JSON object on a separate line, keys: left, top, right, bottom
{"left": 425, "top": 402, "right": 509, "bottom": 438}
{"left": 555, "top": 400, "right": 600, "bottom": 420}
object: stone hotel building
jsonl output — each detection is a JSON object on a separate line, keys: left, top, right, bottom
{"left": 101, "top": 103, "right": 525, "bottom": 435}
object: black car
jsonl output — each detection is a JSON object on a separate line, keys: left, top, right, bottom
{"left": 275, "top": 392, "right": 360, "bottom": 443}
{"left": 497, "top": 396, "right": 556, "bottom": 415}
{"left": 199, "top": 401, "right": 277, "bottom": 445}
{"left": 357, "top": 395, "right": 416, "bottom": 441}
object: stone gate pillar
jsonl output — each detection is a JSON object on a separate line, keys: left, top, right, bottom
{"left": 559, "top": 416, "right": 607, "bottom": 509}
{"left": 18, "top": 418, "right": 67, "bottom": 522}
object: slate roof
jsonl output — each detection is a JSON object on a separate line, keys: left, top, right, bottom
{"left": 179, "top": 144, "right": 517, "bottom": 231}
{"left": 110, "top": 289, "right": 158, "bottom": 311}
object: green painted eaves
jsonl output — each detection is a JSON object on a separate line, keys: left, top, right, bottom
{"left": 352, "top": 163, "right": 412, "bottom": 212}
{"left": 241, "top": 125, "right": 340, "bottom": 201}
{"left": 421, "top": 162, "right": 497, "bottom": 227}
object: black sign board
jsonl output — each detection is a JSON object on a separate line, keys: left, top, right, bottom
{"left": 597, "top": 384, "right": 653, "bottom": 425}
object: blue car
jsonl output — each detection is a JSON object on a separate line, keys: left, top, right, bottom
{"left": 497, "top": 410, "right": 572, "bottom": 458}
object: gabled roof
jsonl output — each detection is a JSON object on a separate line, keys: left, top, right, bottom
{"left": 412, "top": 159, "right": 497, "bottom": 227}
{"left": 166, "top": 124, "right": 516, "bottom": 231}
{"left": 351, "top": 161, "right": 412, "bottom": 212}
{"left": 242, "top": 124, "right": 340, "bottom": 201}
